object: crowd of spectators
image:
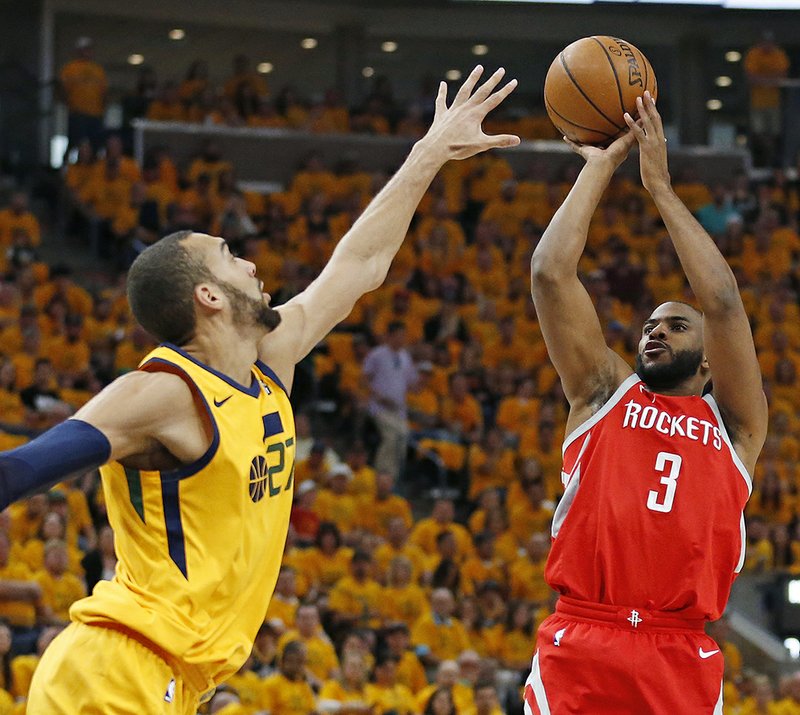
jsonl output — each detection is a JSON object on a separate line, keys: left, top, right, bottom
{"left": 115, "top": 54, "right": 559, "bottom": 144}
{"left": 3, "top": 48, "right": 800, "bottom": 711}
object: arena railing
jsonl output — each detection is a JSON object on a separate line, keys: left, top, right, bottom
{"left": 132, "top": 119, "right": 751, "bottom": 193}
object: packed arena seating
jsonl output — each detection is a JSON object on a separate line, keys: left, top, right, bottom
{"left": 3, "top": 60, "right": 800, "bottom": 712}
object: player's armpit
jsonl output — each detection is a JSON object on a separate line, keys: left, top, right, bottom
{"left": 73, "top": 370, "right": 211, "bottom": 466}
{"left": 531, "top": 269, "right": 632, "bottom": 410}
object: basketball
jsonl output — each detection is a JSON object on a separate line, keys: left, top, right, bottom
{"left": 544, "top": 36, "right": 658, "bottom": 146}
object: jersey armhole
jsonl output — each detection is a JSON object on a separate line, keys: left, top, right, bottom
{"left": 562, "top": 373, "right": 641, "bottom": 454}
{"left": 139, "top": 358, "right": 221, "bottom": 480}
{"left": 255, "top": 359, "right": 288, "bottom": 394}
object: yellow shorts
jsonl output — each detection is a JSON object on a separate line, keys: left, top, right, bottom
{"left": 27, "top": 622, "right": 199, "bottom": 714}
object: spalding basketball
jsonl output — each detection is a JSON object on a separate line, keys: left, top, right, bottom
{"left": 544, "top": 36, "right": 657, "bottom": 146}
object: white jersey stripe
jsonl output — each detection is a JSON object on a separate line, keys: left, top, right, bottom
{"left": 562, "top": 374, "right": 640, "bottom": 454}
{"left": 714, "top": 681, "right": 724, "bottom": 714}
{"left": 702, "top": 394, "right": 751, "bottom": 574}
{"left": 701, "top": 394, "right": 752, "bottom": 495}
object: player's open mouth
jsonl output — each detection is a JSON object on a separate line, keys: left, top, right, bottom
{"left": 644, "top": 340, "right": 668, "bottom": 356}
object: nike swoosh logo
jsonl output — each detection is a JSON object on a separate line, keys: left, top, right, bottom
{"left": 214, "top": 395, "right": 233, "bottom": 407}
{"left": 698, "top": 648, "right": 720, "bottom": 659}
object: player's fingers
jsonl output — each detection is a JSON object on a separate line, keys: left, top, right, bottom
{"left": 453, "top": 65, "right": 484, "bottom": 106}
{"left": 563, "top": 136, "right": 581, "bottom": 153}
{"left": 434, "top": 81, "right": 448, "bottom": 117}
{"left": 635, "top": 96, "right": 656, "bottom": 138}
{"left": 484, "top": 133, "right": 521, "bottom": 149}
{"left": 470, "top": 67, "right": 507, "bottom": 104}
{"left": 478, "top": 78, "right": 518, "bottom": 114}
{"left": 623, "top": 112, "right": 646, "bottom": 141}
{"left": 643, "top": 91, "right": 666, "bottom": 141}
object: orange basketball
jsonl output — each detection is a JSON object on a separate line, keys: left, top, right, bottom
{"left": 544, "top": 36, "right": 657, "bottom": 146}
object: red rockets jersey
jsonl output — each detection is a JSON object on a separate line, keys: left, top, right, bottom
{"left": 545, "top": 374, "right": 752, "bottom": 620}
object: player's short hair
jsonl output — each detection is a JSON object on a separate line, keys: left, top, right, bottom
{"left": 127, "top": 230, "right": 213, "bottom": 345}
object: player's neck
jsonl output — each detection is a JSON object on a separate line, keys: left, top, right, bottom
{"left": 182, "top": 323, "right": 259, "bottom": 386}
{"left": 642, "top": 377, "right": 706, "bottom": 398}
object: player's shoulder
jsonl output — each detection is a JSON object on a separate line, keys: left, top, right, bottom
{"left": 76, "top": 369, "right": 197, "bottom": 426}
{"left": 104, "top": 369, "right": 195, "bottom": 400}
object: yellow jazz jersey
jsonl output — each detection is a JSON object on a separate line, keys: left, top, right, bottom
{"left": 70, "top": 344, "right": 296, "bottom": 692}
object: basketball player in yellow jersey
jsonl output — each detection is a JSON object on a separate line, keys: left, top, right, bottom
{"left": 0, "top": 66, "right": 519, "bottom": 714}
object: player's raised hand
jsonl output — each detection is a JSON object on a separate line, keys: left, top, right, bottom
{"left": 563, "top": 130, "right": 636, "bottom": 170}
{"left": 421, "top": 65, "right": 520, "bottom": 162}
{"left": 624, "top": 91, "right": 671, "bottom": 195}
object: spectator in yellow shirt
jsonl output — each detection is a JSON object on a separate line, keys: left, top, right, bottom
{"left": 440, "top": 373, "right": 483, "bottom": 444}
{"left": 345, "top": 442, "right": 377, "bottom": 498}
{"left": 58, "top": 37, "right": 107, "bottom": 151}
{"left": 411, "top": 499, "right": 474, "bottom": 563}
{"left": 0, "top": 193, "right": 41, "bottom": 248}
{"left": 328, "top": 551, "right": 383, "bottom": 631}
{"left": 381, "top": 556, "right": 428, "bottom": 628}
{"left": 499, "top": 601, "right": 536, "bottom": 673}
{"left": 382, "top": 622, "right": 427, "bottom": 695}
{"left": 373, "top": 517, "right": 428, "bottom": 584}
{"left": 461, "top": 532, "right": 506, "bottom": 594}
{"left": 146, "top": 82, "right": 187, "bottom": 122}
{"left": 265, "top": 566, "right": 299, "bottom": 630}
{"left": 509, "top": 532, "right": 551, "bottom": 603}
{"left": 366, "top": 654, "right": 417, "bottom": 715}
{"left": 259, "top": 641, "right": 317, "bottom": 715}
{"left": 411, "top": 588, "right": 471, "bottom": 666}
{"left": 416, "top": 660, "right": 472, "bottom": 713}
{"left": 509, "top": 478, "right": 554, "bottom": 545}
{"left": 319, "top": 653, "right": 373, "bottom": 715}
{"left": 278, "top": 604, "right": 339, "bottom": 687}
{"left": 34, "top": 539, "right": 86, "bottom": 622}
{"left": 0, "top": 530, "right": 41, "bottom": 632}
{"left": 303, "top": 522, "right": 352, "bottom": 593}
{"left": 315, "top": 464, "right": 359, "bottom": 535}
{"left": 744, "top": 30, "right": 790, "bottom": 166}
{"left": 224, "top": 54, "right": 269, "bottom": 103}
{"left": 357, "top": 471, "right": 413, "bottom": 538}
{"left": 468, "top": 681, "right": 505, "bottom": 715}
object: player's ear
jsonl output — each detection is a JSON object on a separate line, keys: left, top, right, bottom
{"left": 194, "top": 282, "right": 222, "bottom": 312}
{"left": 700, "top": 353, "right": 710, "bottom": 372}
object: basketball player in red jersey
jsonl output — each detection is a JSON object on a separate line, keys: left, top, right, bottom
{"left": 526, "top": 92, "right": 767, "bottom": 714}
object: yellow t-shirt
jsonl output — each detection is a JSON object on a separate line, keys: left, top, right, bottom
{"left": 260, "top": 672, "right": 316, "bottom": 715}
{"left": 278, "top": 630, "right": 339, "bottom": 682}
{"left": 328, "top": 576, "right": 383, "bottom": 627}
{"left": 411, "top": 613, "right": 471, "bottom": 662}
{"left": 35, "top": 569, "right": 86, "bottom": 622}
{"left": 744, "top": 45, "right": 790, "bottom": 109}
{"left": 59, "top": 59, "right": 107, "bottom": 116}
{"left": 366, "top": 682, "right": 417, "bottom": 715}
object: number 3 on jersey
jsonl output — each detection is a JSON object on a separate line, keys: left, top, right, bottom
{"left": 646, "top": 451, "right": 682, "bottom": 513}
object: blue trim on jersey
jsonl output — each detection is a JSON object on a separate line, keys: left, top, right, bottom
{"left": 255, "top": 359, "right": 287, "bottom": 394}
{"left": 162, "top": 343, "right": 261, "bottom": 397}
{"left": 161, "top": 479, "right": 187, "bottom": 578}
{"left": 262, "top": 411, "right": 283, "bottom": 439}
{"left": 141, "top": 357, "right": 222, "bottom": 579}
{"left": 144, "top": 358, "right": 221, "bottom": 481}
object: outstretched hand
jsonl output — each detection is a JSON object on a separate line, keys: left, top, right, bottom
{"left": 563, "top": 130, "right": 636, "bottom": 170}
{"left": 624, "top": 91, "right": 671, "bottom": 195}
{"left": 421, "top": 65, "right": 520, "bottom": 162}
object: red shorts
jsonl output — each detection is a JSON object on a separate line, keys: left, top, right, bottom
{"left": 524, "top": 597, "right": 724, "bottom": 715}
